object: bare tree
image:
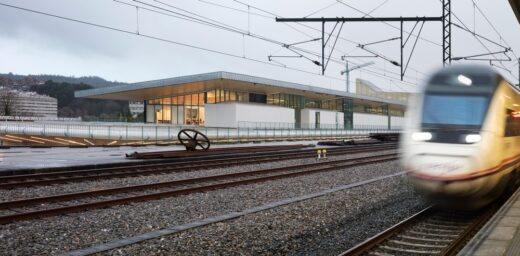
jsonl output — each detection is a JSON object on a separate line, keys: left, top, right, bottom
{"left": 0, "top": 89, "right": 19, "bottom": 116}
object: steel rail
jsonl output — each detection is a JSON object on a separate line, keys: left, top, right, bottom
{"left": 341, "top": 201, "right": 505, "bottom": 256}
{"left": 0, "top": 144, "right": 396, "bottom": 188}
{"left": 0, "top": 153, "right": 398, "bottom": 209}
{"left": 1, "top": 144, "right": 394, "bottom": 181}
{"left": 0, "top": 154, "right": 398, "bottom": 224}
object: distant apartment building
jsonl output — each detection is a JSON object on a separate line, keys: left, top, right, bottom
{"left": 0, "top": 89, "right": 57, "bottom": 117}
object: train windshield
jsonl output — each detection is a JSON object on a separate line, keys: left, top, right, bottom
{"left": 422, "top": 94, "right": 489, "bottom": 127}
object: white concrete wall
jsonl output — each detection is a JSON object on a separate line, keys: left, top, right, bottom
{"left": 301, "top": 109, "right": 344, "bottom": 128}
{"left": 390, "top": 116, "right": 404, "bottom": 129}
{"left": 353, "top": 113, "right": 388, "bottom": 129}
{"left": 205, "top": 103, "right": 237, "bottom": 128}
{"left": 235, "top": 103, "right": 294, "bottom": 124}
{"left": 205, "top": 102, "right": 294, "bottom": 128}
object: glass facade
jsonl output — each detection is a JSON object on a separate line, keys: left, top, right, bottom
{"left": 145, "top": 89, "right": 257, "bottom": 125}
{"left": 144, "top": 89, "right": 404, "bottom": 126}
{"left": 146, "top": 93, "right": 205, "bottom": 125}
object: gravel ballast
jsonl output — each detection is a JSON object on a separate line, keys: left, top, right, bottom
{"left": 0, "top": 155, "right": 426, "bottom": 255}
{"left": 110, "top": 177, "right": 423, "bottom": 255}
{"left": 0, "top": 149, "right": 396, "bottom": 201}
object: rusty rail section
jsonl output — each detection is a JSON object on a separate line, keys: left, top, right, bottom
{"left": 126, "top": 144, "right": 307, "bottom": 158}
{"left": 0, "top": 144, "right": 396, "bottom": 189}
{"left": 0, "top": 153, "right": 398, "bottom": 224}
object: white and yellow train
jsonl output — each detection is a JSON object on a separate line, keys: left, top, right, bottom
{"left": 400, "top": 64, "right": 520, "bottom": 208}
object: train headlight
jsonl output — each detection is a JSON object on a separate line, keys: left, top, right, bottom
{"left": 411, "top": 132, "right": 432, "bottom": 141}
{"left": 465, "top": 134, "right": 481, "bottom": 143}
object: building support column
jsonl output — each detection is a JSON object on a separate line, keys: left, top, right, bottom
{"left": 386, "top": 104, "right": 391, "bottom": 130}
{"left": 143, "top": 100, "right": 147, "bottom": 123}
{"left": 343, "top": 98, "right": 353, "bottom": 130}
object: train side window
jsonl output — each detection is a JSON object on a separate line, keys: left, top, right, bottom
{"left": 505, "top": 109, "right": 520, "bottom": 137}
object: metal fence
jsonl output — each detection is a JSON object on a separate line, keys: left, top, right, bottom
{"left": 0, "top": 120, "right": 400, "bottom": 143}
{"left": 237, "top": 121, "right": 398, "bottom": 130}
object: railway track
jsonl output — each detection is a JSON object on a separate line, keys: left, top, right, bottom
{"left": 342, "top": 203, "right": 501, "bottom": 256}
{"left": 0, "top": 153, "right": 398, "bottom": 224}
{"left": 0, "top": 144, "right": 396, "bottom": 189}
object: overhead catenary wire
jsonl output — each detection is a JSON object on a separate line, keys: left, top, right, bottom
{"left": 229, "top": 0, "right": 429, "bottom": 77}
{"left": 129, "top": 0, "right": 425, "bottom": 84}
{"left": 0, "top": 2, "right": 343, "bottom": 82}
{"left": 0, "top": 1, "right": 423, "bottom": 90}
{"left": 447, "top": 2, "right": 512, "bottom": 74}
{"left": 335, "top": 0, "right": 443, "bottom": 47}
{"left": 303, "top": 1, "right": 338, "bottom": 18}
{"left": 198, "top": 0, "right": 427, "bottom": 81}
{"left": 363, "top": 0, "right": 392, "bottom": 18}
{"left": 226, "top": 0, "right": 428, "bottom": 82}
{"left": 471, "top": 0, "right": 518, "bottom": 59}
{"left": 437, "top": 0, "right": 515, "bottom": 78}
{"left": 452, "top": 23, "right": 511, "bottom": 50}
{"left": 119, "top": 0, "right": 326, "bottom": 66}
{"left": 0, "top": 1, "right": 420, "bottom": 89}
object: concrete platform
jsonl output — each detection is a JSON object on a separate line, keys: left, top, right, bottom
{"left": 459, "top": 187, "right": 520, "bottom": 255}
{"left": 0, "top": 140, "right": 320, "bottom": 174}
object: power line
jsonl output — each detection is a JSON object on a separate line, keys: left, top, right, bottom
{"left": 335, "top": 0, "right": 442, "bottom": 47}
{"left": 0, "top": 1, "right": 421, "bottom": 88}
{"left": 303, "top": 1, "right": 338, "bottom": 18}
{"left": 363, "top": 0, "right": 392, "bottom": 17}
{"left": 471, "top": 0, "right": 518, "bottom": 59}
{"left": 226, "top": 0, "right": 428, "bottom": 80}
{"left": 137, "top": 0, "right": 426, "bottom": 83}
{"left": 0, "top": 2, "right": 347, "bottom": 82}
{"left": 447, "top": 2, "right": 512, "bottom": 74}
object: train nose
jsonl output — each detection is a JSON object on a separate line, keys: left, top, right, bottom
{"left": 410, "top": 155, "right": 475, "bottom": 178}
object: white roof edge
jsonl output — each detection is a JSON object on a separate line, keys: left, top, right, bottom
{"left": 75, "top": 71, "right": 406, "bottom": 106}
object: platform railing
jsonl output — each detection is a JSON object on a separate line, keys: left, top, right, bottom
{"left": 0, "top": 120, "right": 401, "bottom": 145}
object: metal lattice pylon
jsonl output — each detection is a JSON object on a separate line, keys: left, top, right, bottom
{"left": 443, "top": 0, "right": 451, "bottom": 66}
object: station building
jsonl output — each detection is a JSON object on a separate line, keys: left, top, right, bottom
{"left": 75, "top": 71, "right": 409, "bottom": 129}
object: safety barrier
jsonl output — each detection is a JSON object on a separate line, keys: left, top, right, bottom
{"left": 0, "top": 120, "right": 400, "bottom": 144}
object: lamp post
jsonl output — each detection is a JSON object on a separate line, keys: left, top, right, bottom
{"left": 340, "top": 59, "right": 375, "bottom": 93}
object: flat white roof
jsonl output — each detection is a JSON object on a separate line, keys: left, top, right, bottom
{"left": 75, "top": 71, "right": 406, "bottom": 106}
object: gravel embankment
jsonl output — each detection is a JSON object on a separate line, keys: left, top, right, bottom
{"left": 0, "top": 157, "right": 424, "bottom": 255}
{"left": 111, "top": 177, "right": 423, "bottom": 255}
{"left": 0, "top": 149, "right": 396, "bottom": 201}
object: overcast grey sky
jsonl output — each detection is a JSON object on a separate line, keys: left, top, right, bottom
{"left": 0, "top": 0, "right": 518, "bottom": 93}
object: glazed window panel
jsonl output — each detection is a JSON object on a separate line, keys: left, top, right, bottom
{"left": 206, "top": 90, "right": 216, "bottom": 104}
{"left": 240, "top": 92, "right": 249, "bottom": 102}
{"left": 184, "top": 94, "right": 192, "bottom": 105}
{"left": 172, "top": 105, "right": 179, "bottom": 124}
{"left": 162, "top": 97, "right": 171, "bottom": 104}
{"left": 199, "top": 93, "right": 205, "bottom": 104}
{"left": 267, "top": 94, "right": 275, "bottom": 105}
{"left": 192, "top": 94, "right": 199, "bottom": 106}
{"left": 221, "top": 90, "right": 225, "bottom": 102}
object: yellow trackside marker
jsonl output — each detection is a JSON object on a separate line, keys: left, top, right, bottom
{"left": 317, "top": 149, "right": 322, "bottom": 159}
{"left": 322, "top": 149, "right": 327, "bottom": 159}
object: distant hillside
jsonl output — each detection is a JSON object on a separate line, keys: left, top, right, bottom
{"left": 0, "top": 72, "right": 127, "bottom": 89}
{"left": 29, "top": 80, "right": 136, "bottom": 121}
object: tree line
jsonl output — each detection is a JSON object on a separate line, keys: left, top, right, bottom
{"left": 30, "top": 81, "right": 138, "bottom": 121}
